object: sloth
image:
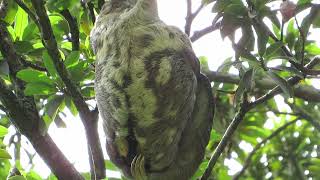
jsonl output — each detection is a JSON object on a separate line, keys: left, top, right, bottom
{"left": 90, "top": 0, "right": 214, "bottom": 179}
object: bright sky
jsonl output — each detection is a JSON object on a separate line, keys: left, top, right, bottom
{"left": 4, "top": 0, "right": 320, "bottom": 178}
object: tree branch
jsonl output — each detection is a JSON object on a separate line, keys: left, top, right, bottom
{"left": 233, "top": 118, "right": 299, "bottom": 179}
{"left": 185, "top": 0, "right": 204, "bottom": 36}
{"left": 201, "top": 98, "right": 250, "bottom": 180}
{"left": 17, "top": 0, "right": 106, "bottom": 178}
{"left": 0, "top": 78, "right": 83, "bottom": 179}
{"left": 20, "top": 58, "right": 47, "bottom": 72}
{"left": 190, "top": 14, "right": 222, "bottom": 42}
{"left": 60, "top": 9, "right": 80, "bottom": 51}
{"left": 205, "top": 71, "right": 320, "bottom": 102}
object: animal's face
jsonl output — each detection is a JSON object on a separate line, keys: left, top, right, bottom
{"left": 100, "top": 0, "right": 136, "bottom": 15}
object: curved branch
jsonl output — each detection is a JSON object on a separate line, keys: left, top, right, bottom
{"left": 0, "top": 78, "right": 83, "bottom": 179}
{"left": 60, "top": 9, "right": 80, "bottom": 51}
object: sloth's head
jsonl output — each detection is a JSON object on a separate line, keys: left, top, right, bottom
{"left": 100, "top": 0, "right": 137, "bottom": 15}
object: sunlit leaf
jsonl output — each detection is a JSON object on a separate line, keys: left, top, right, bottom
{"left": 14, "top": 7, "right": 28, "bottom": 40}
{"left": 0, "top": 125, "right": 8, "bottom": 137}
{"left": 0, "top": 149, "right": 12, "bottom": 159}
{"left": 17, "top": 69, "right": 55, "bottom": 85}
{"left": 24, "top": 82, "right": 57, "bottom": 96}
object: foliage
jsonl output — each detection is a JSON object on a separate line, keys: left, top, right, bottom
{"left": 0, "top": 0, "right": 319, "bottom": 179}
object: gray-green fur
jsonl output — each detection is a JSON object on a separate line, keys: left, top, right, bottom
{"left": 91, "top": 0, "right": 214, "bottom": 179}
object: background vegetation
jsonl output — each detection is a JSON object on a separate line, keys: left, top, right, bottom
{"left": 0, "top": 0, "right": 319, "bottom": 179}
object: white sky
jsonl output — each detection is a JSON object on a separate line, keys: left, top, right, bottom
{"left": 4, "top": 0, "right": 320, "bottom": 178}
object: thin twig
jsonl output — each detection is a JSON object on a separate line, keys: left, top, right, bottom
{"left": 190, "top": 14, "right": 222, "bottom": 42}
{"left": 20, "top": 58, "right": 47, "bottom": 72}
{"left": 217, "top": 89, "right": 236, "bottom": 94}
{"left": 185, "top": 0, "right": 204, "bottom": 36}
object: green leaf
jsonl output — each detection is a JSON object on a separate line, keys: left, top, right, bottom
{"left": 234, "top": 69, "right": 255, "bottom": 106}
{"left": 309, "top": 165, "right": 320, "bottom": 173}
{"left": 47, "top": 0, "right": 79, "bottom": 11}
{"left": 81, "top": 86, "right": 95, "bottom": 98}
{"left": 17, "top": 69, "right": 55, "bottom": 85}
{"left": 24, "top": 82, "right": 57, "bottom": 96}
{"left": 8, "top": 176, "right": 26, "bottom": 180}
{"left": 199, "top": 56, "right": 209, "bottom": 72}
{"left": 43, "top": 51, "right": 58, "bottom": 78}
{"left": 0, "top": 149, "right": 12, "bottom": 159}
{"left": 305, "top": 43, "right": 320, "bottom": 55}
{"left": 217, "top": 57, "right": 234, "bottom": 73}
{"left": 273, "top": 66, "right": 304, "bottom": 78}
{"left": 26, "top": 171, "right": 43, "bottom": 180}
{"left": 297, "top": 0, "right": 312, "bottom": 7}
{"left": 212, "top": 0, "right": 231, "bottom": 13}
{"left": 267, "top": 70, "right": 293, "bottom": 98}
{"left": 45, "top": 95, "right": 65, "bottom": 121}
{"left": 68, "top": 61, "right": 89, "bottom": 82}
{"left": 14, "top": 7, "right": 28, "bottom": 40}
{"left": 65, "top": 96, "right": 78, "bottom": 116}
{"left": 191, "top": 160, "right": 209, "bottom": 179}
{"left": 0, "top": 60, "right": 9, "bottom": 76}
{"left": 217, "top": 166, "right": 231, "bottom": 180}
{"left": 255, "top": 26, "right": 269, "bottom": 56}
{"left": 224, "top": 3, "right": 247, "bottom": 16}
{"left": 314, "top": 14, "right": 320, "bottom": 28}
{"left": 285, "top": 20, "right": 298, "bottom": 50}
{"left": 105, "top": 160, "right": 118, "bottom": 171}
{"left": 238, "top": 26, "right": 255, "bottom": 51}
{"left": 265, "top": 41, "right": 284, "bottom": 60}
{"left": 4, "top": 1, "right": 18, "bottom": 25}
{"left": 0, "top": 125, "right": 8, "bottom": 137}
{"left": 244, "top": 126, "right": 270, "bottom": 138}
{"left": 202, "top": 0, "right": 214, "bottom": 5}
{"left": 22, "top": 22, "right": 39, "bottom": 41}
{"left": 42, "top": 115, "right": 54, "bottom": 132}
{"left": 65, "top": 51, "right": 80, "bottom": 68}
{"left": 310, "top": 158, "right": 320, "bottom": 166}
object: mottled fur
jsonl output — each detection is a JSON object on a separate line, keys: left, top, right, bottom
{"left": 91, "top": 0, "right": 214, "bottom": 179}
